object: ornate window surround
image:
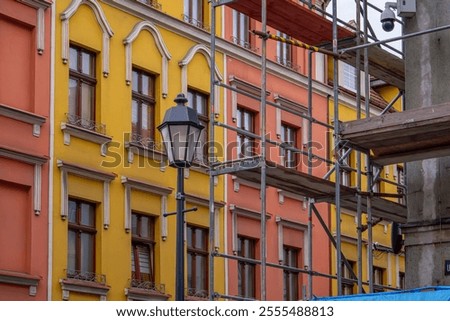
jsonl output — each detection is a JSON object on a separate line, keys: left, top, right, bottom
{"left": 229, "top": 204, "right": 271, "bottom": 255}
{"left": 57, "top": 160, "right": 117, "bottom": 229}
{"left": 0, "top": 146, "right": 48, "bottom": 215}
{"left": 179, "top": 44, "right": 223, "bottom": 116}
{"left": 121, "top": 176, "right": 172, "bottom": 240}
{"left": 60, "top": 0, "right": 114, "bottom": 77}
{"left": 123, "top": 21, "right": 172, "bottom": 98}
{"left": 17, "top": 0, "right": 52, "bottom": 54}
{"left": 275, "top": 216, "right": 308, "bottom": 265}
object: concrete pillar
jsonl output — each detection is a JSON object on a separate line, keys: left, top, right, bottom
{"left": 403, "top": 0, "right": 450, "bottom": 288}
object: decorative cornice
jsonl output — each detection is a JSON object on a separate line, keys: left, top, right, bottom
{"left": 121, "top": 176, "right": 172, "bottom": 196}
{"left": 0, "top": 103, "right": 47, "bottom": 137}
{"left": 184, "top": 193, "right": 225, "bottom": 209}
{"left": 229, "top": 76, "right": 270, "bottom": 97}
{"left": 17, "top": 0, "right": 52, "bottom": 9}
{"left": 0, "top": 269, "right": 40, "bottom": 296}
{"left": 273, "top": 94, "right": 308, "bottom": 115}
{"left": 0, "top": 146, "right": 48, "bottom": 165}
{"left": 57, "top": 160, "right": 117, "bottom": 182}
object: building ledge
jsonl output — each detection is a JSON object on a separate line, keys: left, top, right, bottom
{"left": 0, "top": 269, "right": 41, "bottom": 296}
{"left": 125, "top": 287, "right": 170, "bottom": 301}
{"left": 60, "top": 278, "right": 110, "bottom": 301}
{"left": 61, "top": 122, "right": 112, "bottom": 156}
{"left": 0, "top": 103, "right": 46, "bottom": 137}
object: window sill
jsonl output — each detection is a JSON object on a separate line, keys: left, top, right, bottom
{"left": 60, "top": 278, "right": 110, "bottom": 301}
{"left": 61, "top": 122, "right": 112, "bottom": 156}
{"left": 0, "top": 269, "right": 41, "bottom": 296}
{"left": 125, "top": 287, "right": 171, "bottom": 301}
{"left": 0, "top": 103, "right": 46, "bottom": 137}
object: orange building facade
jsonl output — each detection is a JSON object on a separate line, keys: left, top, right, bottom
{"left": 0, "top": 0, "right": 52, "bottom": 300}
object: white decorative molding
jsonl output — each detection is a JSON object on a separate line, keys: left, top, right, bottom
{"left": 184, "top": 193, "right": 225, "bottom": 250}
{"left": 276, "top": 108, "right": 282, "bottom": 138}
{"left": 17, "top": 0, "right": 51, "bottom": 54}
{"left": 121, "top": 176, "right": 172, "bottom": 234}
{"left": 34, "top": 164, "right": 42, "bottom": 215}
{"left": 179, "top": 44, "right": 223, "bottom": 115}
{"left": 231, "top": 175, "right": 262, "bottom": 192}
{"left": 277, "top": 189, "right": 306, "bottom": 205}
{"left": 0, "top": 147, "right": 48, "bottom": 216}
{"left": 57, "top": 160, "right": 116, "bottom": 228}
{"left": 230, "top": 204, "right": 271, "bottom": 254}
{"left": 229, "top": 76, "right": 271, "bottom": 122}
{"left": 60, "top": 0, "right": 114, "bottom": 76}
{"left": 61, "top": 123, "right": 112, "bottom": 156}
{"left": 124, "top": 21, "right": 171, "bottom": 98}
{"left": 0, "top": 103, "right": 46, "bottom": 137}
{"left": 275, "top": 216, "right": 308, "bottom": 264}
{"left": 60, "top": 278, "right": 110, "bottom": 301}
{"left": 0, "top": 269, "right": 40, "bottom": 296}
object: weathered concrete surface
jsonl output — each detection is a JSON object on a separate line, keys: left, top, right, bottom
{"left": 402, "top": 0, "right": 450, "bottom": 288}
{"left": 404, "top": 0, "right": 450, "bottom": 288}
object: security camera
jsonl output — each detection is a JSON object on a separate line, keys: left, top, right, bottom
{"left": 380, "top": 2, "right": 397, "bottom": 32}
{"left": 380, "top": 0, "right": 416, "bottom": 32}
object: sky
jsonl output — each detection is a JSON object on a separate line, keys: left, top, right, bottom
{"left": 327, "top": 0, "right": 403, "bottom": 52}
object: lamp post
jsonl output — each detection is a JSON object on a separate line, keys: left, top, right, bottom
{"left": 158, "top": 93, "right": 204, "bottom": 301}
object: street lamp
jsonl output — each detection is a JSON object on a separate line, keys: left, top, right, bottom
{"left": 158, "top": 93, "right": 205, "bottom": 301}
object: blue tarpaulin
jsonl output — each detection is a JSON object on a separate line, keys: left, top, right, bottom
{"left": 313, "top": 286, "right": 450, "bottom": 301}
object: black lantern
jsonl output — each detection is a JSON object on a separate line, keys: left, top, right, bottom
{"left": 158, "top": 93, "right": 205, "bottom": 168}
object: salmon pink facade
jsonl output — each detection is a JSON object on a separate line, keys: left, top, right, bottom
{"left": 222, "top": 7, "right": 331, "bottom": 300}
{"left": 0, "top": 0, "right": 52, "bottom": 300}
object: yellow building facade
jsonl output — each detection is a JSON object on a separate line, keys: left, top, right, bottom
{"left": 52, "top": 0, "right": 225, "bottom": 300}
{"left": 328, "top": 61, "right": 405, "bottom": 295}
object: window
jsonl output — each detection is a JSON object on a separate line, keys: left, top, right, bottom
{"left": 187, "top": 89, "right": 209, "bottom": 164}
{"left": 236, "top": 107, "right": 256, "bottom": 158}
{"left": 183, "top": 0, "right": 206, "bottom": 29}
{"left": 136, "top": 0, "right": 161, "bottom": 10}
{"left": 340, "top": 147, "right": 353, "bottom": 187}
{"left": 280, "top": 123, "right": 298, "bottom": 168}
{"left": 68, "top": 45, "right": 97, "bottom": 131}
{"left": 131, "top": 213, "right": 156, "bottom": 286}
{"left": 132, "top": 68, "right": 156, "bottom": 148}
{"left": 396, "top": 165, "right": 405, "bottom": 204}
{"left": 342, "top": 63, "right": 357, "bottom": 91}
{"left": 399, "top": 271, "right": 405, "bottom": 289}
{"left": 341, "top": 260, "right": 356, "bottom": 295}
{"left": 372, "top": 167, "right": 381, "bottom": 193}
{"left": 232, "top": 10, "right": 250, "bottom": 48}
{"left": 283, "top": 246, "right": 300, "bottom": 301}
{"left": 67, "top": 199, "right": 96, "bottom": 278}
{"left": 187, "top": 225, "right": 208, "bottom": 297}
{"left": 237, "top": 236, "right": 256, "bottom": 299}
{"left": 373, "top": 267, "right": 385, "bottom": 292}
{"left": 276, "top": 31, "right": 295, "bottom": 70}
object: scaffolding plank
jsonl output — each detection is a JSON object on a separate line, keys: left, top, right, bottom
{"left": 339, "top": 44, "right": 405, "bottom": 90}
{"left": 225, "top": 0, "right": 355, "bottom": 46}
{"left": 232, "top": 161, "right": 406, "bottom": 223}
{"left": 226, "top": 0, "right": 404, "bottom": 89}
{"left": 340, "top": 102, "right": 450, "bottom": 165}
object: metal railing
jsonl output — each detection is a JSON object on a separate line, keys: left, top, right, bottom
{"left": 182, "top": 14, "right": 210, "bottom": 31}
{"left": 66, "top": 113, "right": 106, "bottom": 135}
{"left": 65, "top": 269, "right": 106, "bottom": 284}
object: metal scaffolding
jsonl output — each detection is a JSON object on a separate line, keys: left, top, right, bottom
{"left": 207, "top": 0, "right": 408, "bottom": 300}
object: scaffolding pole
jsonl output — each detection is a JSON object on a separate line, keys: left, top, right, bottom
{"left": 208, "top": 1, "right": 217, "bottom": 301}
{"left": 259, "top": 0, "right": 268, "bottom": 301}
{"left": 332, "top": 0, "right": 343, "bottom": 296}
